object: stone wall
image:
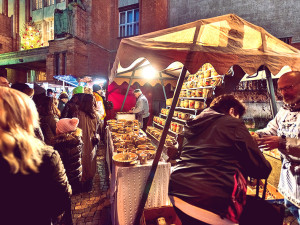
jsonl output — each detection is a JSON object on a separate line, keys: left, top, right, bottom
{"left": 169, "top": 0, "right": 300, "bottom": 43}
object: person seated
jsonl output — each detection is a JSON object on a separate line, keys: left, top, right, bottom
{"left": 169, "top": 94, "right": 271, "bottom": 225}
{"left": 52, "top": 118, "right": 83, "bottom": 195}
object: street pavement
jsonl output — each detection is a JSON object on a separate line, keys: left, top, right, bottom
{"left": 69, "top": 144, "right": 112, "bottom": 225}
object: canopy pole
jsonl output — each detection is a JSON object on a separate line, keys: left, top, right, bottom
{"left": 159, "top": 72, "right": 167, "bottom": 101}
{"left": 133, "top": 66, "right": 187, "bottom": 225}
{"left": 120, "top": 70, "right": 135, "bottom": 112}
{"left": 265, "top": 66, "right": 277, "bottom": 118}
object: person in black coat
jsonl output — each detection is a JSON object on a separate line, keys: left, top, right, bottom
{"left": 0, "top": 87, "right": 72, "bottom": 225}
{"left": 169, "top": 94, "right": 271, "bottom": 225}
{"left": 61, "top": 93, "right": 85, "bottom": 119}
{"left": 52, "top": 118, "right": 83, "bottom": 194}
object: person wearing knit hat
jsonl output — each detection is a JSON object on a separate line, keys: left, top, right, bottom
{"left": 72, "top": 86, "right": 84, "bottom": 95}
{"left": 11, "top": 83, "right": 34, "bottom": 97}
{"left": 56, "top": 118, "right": 79, "bottom": 134}
{"left": 52, "top": 117, "right": 83, "bottom": 195}
{"left": 92, "top": 84, "right": 101, "bottom": 92}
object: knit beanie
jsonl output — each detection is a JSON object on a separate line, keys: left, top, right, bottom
{"left": 59, "top": 92, "right": 69, "bottom": 99}
{"left": 56, "top": 118, "right": 79, "bottom": 134}
{"left": 93, "top": 84, "right": 101, "bottom": 92}
{"left": 72, "top": 86, "right": 84, "bottom": 94}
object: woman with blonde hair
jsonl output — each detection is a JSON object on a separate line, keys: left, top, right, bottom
{"left": 0, "top": 87, "right": 72, "bottom": 225}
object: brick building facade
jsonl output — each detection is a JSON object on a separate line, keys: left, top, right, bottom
{"left": 0, "top": 0, "right": 168, "bottom": 83}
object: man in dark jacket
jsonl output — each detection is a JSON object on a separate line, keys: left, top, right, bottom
{"left": 169, "top": 94, "right": 271, "bottom": 225}
{"left": 61, "top": 93, "right": 84, "bottom": 119}
{"left": 58, "top": 92, "right": 69, "bottom": 113}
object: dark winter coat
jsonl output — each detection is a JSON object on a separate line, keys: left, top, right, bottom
{"left": 61, "top": 93, "right": 85, "bottom": 119}
{"left": 58, "top": 100, "right": 66, "bottom": 113}
{"left": 0, "top": 146, "right": 72, "bottom": 225}
{"left": 51, "top": 128, "right": 83, "bottom": 194}
{"left": 169, "top": 108, "right": 271, "bottom": 219}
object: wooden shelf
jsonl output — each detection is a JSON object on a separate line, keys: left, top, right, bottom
{"left": 179, "top": 97, "right": 206, "bottom": 100}
{"left": 153, "top": 122, "right": 179, "bottom": 136}
{"left": 160, "top": 113, "right": 190, "bottom": 124}
{"left": 182, "top": 86, "right": 214, "bottom": 91}
{"left": 145, "top": 131, "right": 169, "bottom": 162}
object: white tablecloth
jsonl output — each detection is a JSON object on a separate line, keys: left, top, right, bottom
{"left": 106, "top": 128, "right": 171, "bottom": 225}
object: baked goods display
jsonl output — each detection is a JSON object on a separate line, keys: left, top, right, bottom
{"left": 108, "top": 119, "right": 160, "bottom": 166}
{"left": 112, "top": 152, "right": 138, "bottom": 167}
{"left": 146, "top": 126, "right": 177, "bottom": 147}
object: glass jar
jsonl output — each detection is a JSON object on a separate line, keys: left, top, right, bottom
{"left": 184, "top": 99, "right": 189, "bottom": 108}
{"left": 189, "top": 100, "right": 195, "bottom": 109}
{"left": 180, "top": 99, "right": 185, "bottom": 108}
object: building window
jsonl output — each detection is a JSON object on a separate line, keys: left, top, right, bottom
{"left": 46, "top": 20, "right": 54, "bottom": 42}
{"left": 119, "top": 7, "right": 139, "bottom": 38}
{"left": 279, "top": 37, "right": 292, "bottom": 44}
{"left": 44, "top": 0, "right": 54, "bottom": 7}
{"left": 32, "top": 0, "right": 43, "bottom": 10}
{"left": 62, "top": 52, "right": 67, "bottom": 75}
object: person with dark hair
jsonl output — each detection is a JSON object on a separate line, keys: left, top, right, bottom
{"left": 169, "top": 94, "right": 271, "bottom": 225}
{"left": 77, "top": 93, "right": 99, "bottom": 192}
{"left": 47, "top": 88, "right": 54, "bottom": 97}
{"left": 37, "top": 96, "right": 60, "bottom": 145}
{"left": 61, "top": 93, "right": 84, "bottom": 119}
{"left": 10, "top": 83, "right": 45, "bottom": 141}
{"left": 11, "top": 83, "right": 34, "bottom": 97}
{"left": 58, "top": 92, "right": 69, "bottom": 113}
{"left": 129, "top": 89, "right": 150, "bottom": 132}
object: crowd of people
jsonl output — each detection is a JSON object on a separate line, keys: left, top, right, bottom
{"left": 0, "top": 78, "right": 106, "bottom": 225}
{"left": 0, "top": 70, "right": 299, "bottom": 225}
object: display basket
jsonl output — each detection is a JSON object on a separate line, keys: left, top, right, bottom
{"left": 140, "top": 206, "right": 182, "bottom": 225}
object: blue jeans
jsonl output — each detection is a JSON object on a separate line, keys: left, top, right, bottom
{"left": 284, "top": 199, "right": 300, "bottom": 224}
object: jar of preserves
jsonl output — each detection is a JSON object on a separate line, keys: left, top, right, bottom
{"left": 180, "top": 99, "right": 185, "bottom": 108}
{"left": 184, "top": 99, "right": 189, "bottom": 108}
{"left": 189, "top": 100, "right": 195, "bottom": 109}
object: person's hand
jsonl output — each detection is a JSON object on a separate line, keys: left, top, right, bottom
{"left": 129, "top": 110, "right": 133, "bottom": 113}
{"left": 257, "top": 135, "right": 280, "bottom": 151}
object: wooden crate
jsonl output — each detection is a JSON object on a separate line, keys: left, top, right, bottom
{"left": 140, "top": 206, "right": 182, "bottom": 225}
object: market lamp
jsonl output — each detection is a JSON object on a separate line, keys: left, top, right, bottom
{"left": 142, "top": 66, "right": 157, "bottom": 79}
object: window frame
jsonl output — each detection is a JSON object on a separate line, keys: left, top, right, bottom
{"left": 119, "top": 4, "right": 139, "bottom": 38}
{"left": 32, "top": 0, "right": 43, "bottom": 10}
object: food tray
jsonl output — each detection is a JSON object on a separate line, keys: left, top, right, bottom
{"left": 113, "top": 152, "right": 138, "bottom": 167}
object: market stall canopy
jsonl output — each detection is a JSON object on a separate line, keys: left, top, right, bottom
{"left": 110, "top": 58, "right": 179, "bottom": 87}
{"left": 110, "top": 14, "right": 300, "bottom": 82}
{"left": 53, "top": 75, "right": 79, "bottom": 87}
{"left": 241, "top": 65, "right": 292, "bottom": 82}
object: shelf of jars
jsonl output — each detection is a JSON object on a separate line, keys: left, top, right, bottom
{"left": 152, "top": 121, "right": 185, "bottom": 138}
{"left": 146, "top": 126, "right": 178, "bottom": 151}
{"left": 159, "top": 113, "right": 190, "bottom": 124}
